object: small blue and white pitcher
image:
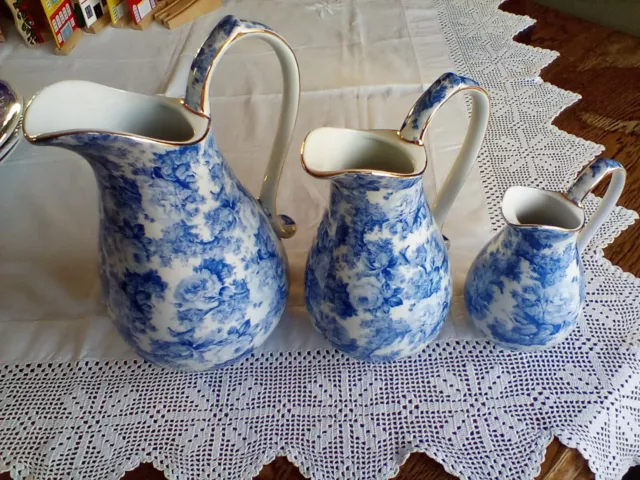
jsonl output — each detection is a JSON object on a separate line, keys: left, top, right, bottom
{"left": 303, "top": 73, "right": 490, "bottom": 362}
{"left": 23, "top": 16, "right": 299, "bottom": 370}
{"left": 465, "top": 158, "right": 626, "bottom": 350}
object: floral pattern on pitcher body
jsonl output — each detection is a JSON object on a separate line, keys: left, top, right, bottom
{"left": 23, "top": 15, "right": 300, "bottom": 370}
{"left": 305, "top": 174, "right": 452, "bottom": 362}
{"left": 303, "top": 72, "right": 491, "bottom": 362}
{"left": 465, "top": 158, "right": 626, "bottom": 350}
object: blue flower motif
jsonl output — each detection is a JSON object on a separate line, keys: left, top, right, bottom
{"left": 352, "top": 278, "right": 404, "bottom": 316}
{"left": 306, "top": 171, "right": 451, "bottom": 362}
{"left": 177, "top": 308, "right": 212, "bottom": 326}
{"left": 154, "top": 220, "right": 206, "bottom": 267}
{"left": 357, "top": 316, "right": 413, "bottom": 362}
{"left": 146, "top": 327, "right": 221, "bottom": 365}
{"left": 117, "top": 269, "right": 168, "bottom": 334}
{"left": 113, "top": 219, "right": 153, "bottom": 264}
{"left": 406, "top": 268, "right": 442, "bottom": 303}
{"left": 312, "top": 311, "right": 360, "bottom": 356}
{"left": 185, "top": 16, "right": 274, "bottom": 113}
{"left": 465, "top": 223, "right": 585, "bottom": 349}
{"left": 174, "top": 270, "right": 223, "bottom": 307}
{"left": 325, "top": 273, "right": 357, "bottom": 319}
{"left": 206, "top": 203, "right": 240, "bottom": 237}
{"left": 149, "top": 178, "right": 205, "bottom": 218}
{"left": 49, "top": 123, "right": 290, "bottom": 370}
{"left": 349, "top": 276, "right": 385, "bottom": 311}
{"left": 128, "top": 146, "right": 205, "bottom": 219}
{"left": 464, "top": 252, "right": 505, "bottom": 321}
{"left": 61, "top": 133, "right": 134, "bottom": 171}
{"left": 399, "top": 72, "right": 479, "bottom": 143}
{"left": 175, "top": 257, "right": 251, "bottom": 327}
{"left": 566, "top": 158, "right": 624, "bottom": 204}
{"left": 196, "top": 256, "right": 234, "bottom": 281}
{"left": 96, "top": 172, "right": 143, "bottom": 225}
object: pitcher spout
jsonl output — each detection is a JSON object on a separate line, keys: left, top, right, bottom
{"left": 501, "top": 186, "right": 585, "bottom": 233}
{"left": 23, "top": 80, "right": 209, "bottom": 150}
{"left": 301, "top": 127, "right": 427, "bottom": 179}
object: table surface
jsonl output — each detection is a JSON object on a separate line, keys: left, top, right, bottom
{"left": 1, "top": 0, "right": 639, "bottom": 479}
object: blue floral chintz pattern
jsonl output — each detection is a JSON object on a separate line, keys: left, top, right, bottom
{"left": 399, "top": 72, "right": 480, "bottom": 144}
{"left": 185, "top": 15, "right": 272, "bottom": 114}
{"left": 464, "top": 225, "right": 584, "bottom": 349}
{"left": 305, "top": 174, "right": 451, "bottom": 362}
{"left": 465, "top": 157, "right": 625, "bottom": 350}
{"left": 567, "top": 158, "right": 624, "bottom": 204}
{"left": 24, "top": 14, "right": 300, "bottom": 370}
{"left": 47, "top": 129, "right": 289, "bottom": 370}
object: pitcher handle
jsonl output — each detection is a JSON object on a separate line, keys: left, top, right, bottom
{"left": 184, "top": 15, "right": 300, "bottom": 239}
{"left": 566, "top": 158, "right": 626, "bottom": 253}
{"left": 398, "top": 72, "right": 490, "bottom": 229}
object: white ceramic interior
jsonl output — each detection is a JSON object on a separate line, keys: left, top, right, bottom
{"left": 23, "top": 80, "right": 208, "bottom": 143}
{"left": 502, "top": 186, "right": 584, "bottom": 230}
{"left": 301, "top": 127, "right": 426, "bottom": 177}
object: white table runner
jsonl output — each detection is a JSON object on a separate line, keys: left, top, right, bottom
{"left": 0, "top": 0, "right": 639, "bottom": 479}
{"left": 0, "top": 0, "right": 492, "bottom": 362}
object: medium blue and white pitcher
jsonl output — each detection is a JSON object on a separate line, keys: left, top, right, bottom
{"left": 22, "top": 16, "right": 300, "bottom": 370}
{"left": 303, "top": 73, "right": 490, "bottom": 362}
{"left": 465, "top": 158, "right": 626, "bottom": 350}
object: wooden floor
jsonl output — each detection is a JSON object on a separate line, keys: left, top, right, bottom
{"left": 1, "top": 0, "right": 639, "bottom": 479}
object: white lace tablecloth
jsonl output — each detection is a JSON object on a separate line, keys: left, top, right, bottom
{"left": 0, "top": 0, "right": 639, "bottom": 479}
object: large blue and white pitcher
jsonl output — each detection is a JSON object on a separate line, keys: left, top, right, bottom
{"left": 22, "top": 16, "right": 300, "bottom": 370}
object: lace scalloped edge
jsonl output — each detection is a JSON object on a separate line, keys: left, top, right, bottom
{"left": 437, "top": 0, "right": 640, "bottom": 478}
{"left": 2, "top": 1, "right": 640, "bottom": 480}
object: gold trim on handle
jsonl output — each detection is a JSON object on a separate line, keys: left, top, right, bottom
{"left": 195, "top": 28, "right": 301, "bottom": 118}
{"left": 397, "top": 85, "right": 489, "bottom": 146}
{"left": 185, "top": 20, "right": 302, "bottom": 239}
{"left": 195, "top": 34, "right": 236, "bottom": 117}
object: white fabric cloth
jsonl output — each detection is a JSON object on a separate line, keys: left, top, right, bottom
{"left": 0, "top": 0, "right": 492, "bottom": 362}
{"left": 0, "top": 0, "right": 638, "bottom": 479}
